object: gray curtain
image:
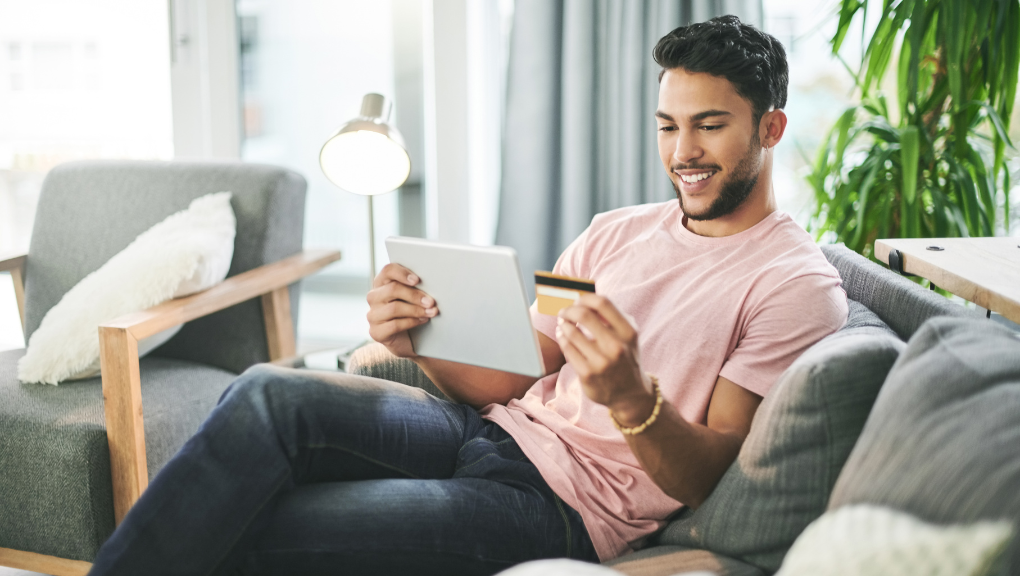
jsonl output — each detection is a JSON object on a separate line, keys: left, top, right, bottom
{"left": 497, "top": 0, "right": 763, "bottom": 295}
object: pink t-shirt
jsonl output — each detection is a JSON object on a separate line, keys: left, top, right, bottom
{"left": 481, "top": 201, "right": 848, "bottom": 561}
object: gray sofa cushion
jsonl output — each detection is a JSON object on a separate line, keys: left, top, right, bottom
{"left": 656, "top": 301, "right": 904, "bottom": 574}
{"left": 820, "top": 244, "right": 980, "bottom": 340}
{"left": 0, "top": 348, "right": 236, "bottom": 561}
{"left": 24, "top": 160, "right": 306, "bottom": 374}
{"left": 828, "top": 317, "right": 1020, "bottom": 574}
{"left": 606, "top": 545, "right": 763, "bottom": 576}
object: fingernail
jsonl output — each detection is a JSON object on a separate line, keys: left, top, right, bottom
{"left": 555, "top": 326, "right": 563, "bottom": 339}
{"left": 557, "top": 317, "right": 564, "bottom": 326}
{"left": 421, "top": 296, "right": 433, "bottom": 306}
{"left": 408, "top": 274, "right": 419, "bottom": 284}
{"left": 426, "top": 307, "right": 437, "bottom": 316}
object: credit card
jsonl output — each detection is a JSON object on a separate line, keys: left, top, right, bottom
{"left": 535, "top": 271, "right": 596, "bottom": 316}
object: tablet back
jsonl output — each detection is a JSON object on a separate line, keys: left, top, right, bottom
{"left": 385, "top": 237, "right": 544, "bottom": 377}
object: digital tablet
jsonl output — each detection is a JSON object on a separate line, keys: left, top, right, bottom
{"left": 385, "top": 236, "right": 544, "bottom": 377}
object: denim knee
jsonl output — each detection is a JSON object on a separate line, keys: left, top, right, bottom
{"left": 217, "top": 363, "right": 291, "bottom": 407}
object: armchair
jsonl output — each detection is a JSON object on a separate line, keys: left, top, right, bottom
{"left": 0, "top": 161, "right": 340, "bottom": 576}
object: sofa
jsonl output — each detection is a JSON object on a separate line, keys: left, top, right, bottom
{"left": 348, "top": 243, "right": 1020, "bottom": 575}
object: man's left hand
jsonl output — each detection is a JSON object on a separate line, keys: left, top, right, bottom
{"left": 556, "top": 294, "right": 656, "bottom": 425}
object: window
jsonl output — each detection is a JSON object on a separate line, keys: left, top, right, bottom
{"left": 0, "top": 0, "right": 173, "bottom": 351}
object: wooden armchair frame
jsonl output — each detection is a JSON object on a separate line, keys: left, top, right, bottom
{"left": 0, "top": 249, "right": 341, "bottom": 576}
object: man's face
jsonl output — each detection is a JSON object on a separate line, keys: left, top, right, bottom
{"left": 656, "top": 69, "right": 763, "bottom": 221}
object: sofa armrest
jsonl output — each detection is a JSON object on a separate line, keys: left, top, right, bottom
{"left": 0, "top": 252, "right": 26, "bottom": 272}
{"left": 0, "top": 253, "right": 27, "bottom": 333}
{"left": 99, "top": 248, "right": 341, "bottom": 525}
{"left": 347, "top": 342, "right": 448, "bottom": 401}
{"left": 100, "top": 249, "right": 340, "bottom": 341}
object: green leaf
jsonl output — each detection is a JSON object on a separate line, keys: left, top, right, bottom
{"left": 963, "top": 145, "right": 997, "bottom": 233}
{"left": 897, "top": 34, "right": 912, "bottom": 119}
{"left": 851, "top": 148, "right": 893, "bottom": 248}
{"left": 944, "top": 0, "right": 965, "bottom": 110}
{"left": 833, "top": 108, "right": 858, "bottom": 169}
{"left": 860, "top": 119, "right": 899, "bottom": 142}
{"left": 1000, "top": 0, "right": 1020, "bottom": 125}
{"left": 833, "top": 0, "right": 863, "bottom": 54}
{"left": 900, "top": 125, "right": 921, "bottom": 203}
{"left": 1004, "top": 168, "right": 1011, "bottom": 233}
{"left": 963, "top": 100, "right": 1015, "bottom": 148}
{"left": 948, "top": 155, "right": 983, "bottom": 234}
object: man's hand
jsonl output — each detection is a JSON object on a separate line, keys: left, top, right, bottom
{"left": 556, "top": 294, "right": 656, "bottom": 424}
{"left": 366, "top": 263, "right": 438, "bottom": 358}
{"left": 557, "top": 293, "right": 763, "bottom": 508}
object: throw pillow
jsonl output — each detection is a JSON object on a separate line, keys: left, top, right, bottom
{"left": 827, "top": 316, "right": 1020, "bottom": 573}
{"left": 657, "top": 301, "right": 904, "bottom": 573}
{"left": 777, "top": 505, "right": 1013, "bottom": 576}
{"left": 496, "top": 560, "right": 626, "bottom": 576}
{"left": 18, "top": 192, "right": 236, "bottom": 384}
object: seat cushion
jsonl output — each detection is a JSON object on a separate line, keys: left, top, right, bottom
{"left": 656, "top": 301, "right": 904, "bottom": 573}
{"left": 828, "top": 317, "right": 1020, "bottom": 574}
{"left": 605, "top": 545, "right": 764, "bottom": 576}
{"left": 0, "top": 348, "right": 237, "bottom": 561}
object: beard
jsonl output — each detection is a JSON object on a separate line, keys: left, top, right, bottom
{"left": 671, "top": 138, "right": 762, "bottom": 221}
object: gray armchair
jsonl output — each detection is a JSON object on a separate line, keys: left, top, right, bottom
{"left": 0, "top": 161, "right": 340, "bottom": 576}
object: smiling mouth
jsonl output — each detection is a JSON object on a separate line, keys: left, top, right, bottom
{"left": 677, "top": 170, "right": 717, "bottom": 184}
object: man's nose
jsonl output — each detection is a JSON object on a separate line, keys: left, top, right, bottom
{"left": 673, "top": 133, "right": 703, "bottom": 164}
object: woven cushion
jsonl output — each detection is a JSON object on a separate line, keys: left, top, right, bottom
{"left": 820, "top": 244, "right": 979, "bottom": 340}
{"left": 656, "top": 301, "right": 904, "bottom": 573}
{"left": 347, "top": 342, "right": 448, "bottom": 400}
{"left": 0, "top": 348, "right": 236, "bottom": 561}
{"left": 828, "top": 317, "right": 1020, "bottom": 573}
{"left": 24, "top": 160, "right": 306, "bottom": 374}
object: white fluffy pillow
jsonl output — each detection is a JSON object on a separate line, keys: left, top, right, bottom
{"left": 18, "top": 192, "right": 236, "bottom": 385}
{"left": 777, "top": 505, "right": 1013, "bottom": 576}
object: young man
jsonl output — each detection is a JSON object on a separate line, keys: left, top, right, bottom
{"left": 89, "top": 15, "right": 846, "bottom": 576}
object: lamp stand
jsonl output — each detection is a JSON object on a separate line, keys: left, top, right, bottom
{"left": 368, "top": 194, "right": 376, "bottom": 281}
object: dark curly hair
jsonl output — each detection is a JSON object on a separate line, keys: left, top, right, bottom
{"left": 653, "top": 15, "right": 788, "bottom": 127}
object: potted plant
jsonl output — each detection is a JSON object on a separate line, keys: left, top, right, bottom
{"left": 808, "top": 0, "right": 1019, "bottom": 259}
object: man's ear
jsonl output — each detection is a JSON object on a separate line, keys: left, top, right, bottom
{"left": 759, "top": 109, "right": 788, "bottom": 149}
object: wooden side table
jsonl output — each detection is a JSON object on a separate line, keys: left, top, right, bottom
{"left": 874, "top": 238, "right": 1020, "bottom": 324}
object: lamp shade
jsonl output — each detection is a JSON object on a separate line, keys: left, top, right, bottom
{"left": 319, "top": 93, "right": 411, "bottom": 196}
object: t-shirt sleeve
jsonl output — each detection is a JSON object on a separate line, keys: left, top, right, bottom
{"left": 718, "top": 273, "right": 849, "bottom": 397}
{"left": 530, "top": 225, "right": 594, "bottom": 341}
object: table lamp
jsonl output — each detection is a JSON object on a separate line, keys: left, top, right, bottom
{"left": 320, "top": 93, "right": 411, "bottom": 279}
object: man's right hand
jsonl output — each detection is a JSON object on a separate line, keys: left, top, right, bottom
{"left": 366, "top": 263, "right": 438, "bottom": 358}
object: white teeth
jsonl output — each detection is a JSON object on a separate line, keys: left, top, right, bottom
{"left": 680, "top": 171, "right": 715, "bottom": 183}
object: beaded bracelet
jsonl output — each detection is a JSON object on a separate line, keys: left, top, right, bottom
{"left": 611, "top": 375, "right": 662, "bottom": 436}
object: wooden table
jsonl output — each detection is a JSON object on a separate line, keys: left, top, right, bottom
{"left": 874, "top": 238, "right": 1020, "bottom": 323}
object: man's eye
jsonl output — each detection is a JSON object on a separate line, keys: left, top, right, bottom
{"left": 658, "top": 126, "right": 676, "bottom": 132}
{"left": 700, "top": 125, "right": 723, "bottom": 131}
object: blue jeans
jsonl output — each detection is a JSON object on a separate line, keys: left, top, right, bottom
{"left": 88, "top": 365, "right": 597, "bottom": 576}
